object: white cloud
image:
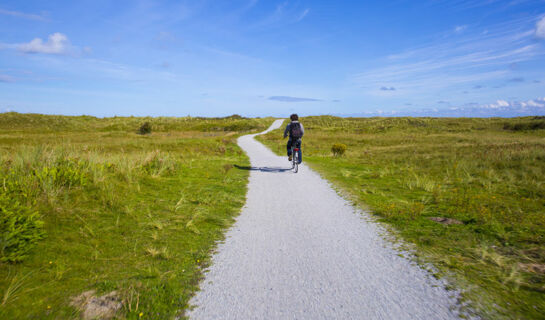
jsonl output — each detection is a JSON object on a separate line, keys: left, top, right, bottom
{"left": 483, "top": 97, "right": 545, "bottom": 109}
{"left": 351, "top": 97, "right": 545, "bottom": 117}
{"left": 536, "top": 16, "right": 545, "bottom": 39}
{"left": 454, "top": 25, "right": 467, "bottom": 33}
{"left": 526, "top": 99, "right": 542, "bottom": 107}
{"left": 496, "top": 99, "right": 509, "bottom": 107}
{"left": 17, "top": 33, "right": 70, "bottom": 54}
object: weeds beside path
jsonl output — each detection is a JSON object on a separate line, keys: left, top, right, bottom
{"left": 0, "top": 113, "right": 272, "bottom": 319}
{"left": 257, "top": 116, "right": 545, "bottom": 319}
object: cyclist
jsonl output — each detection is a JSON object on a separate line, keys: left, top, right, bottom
{"left": 283, "top": 114, "right": 304, "bottom": 163}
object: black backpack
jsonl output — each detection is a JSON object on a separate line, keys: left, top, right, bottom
{"left": 290, "top": 122, "right": 303, "bottom": 138}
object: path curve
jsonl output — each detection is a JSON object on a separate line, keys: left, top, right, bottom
{"left": 188, "top": 120, "right": 461, "bottom": 319}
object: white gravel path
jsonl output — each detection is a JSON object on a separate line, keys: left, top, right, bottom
{"left": 188, "top": 120, "right": 461, "bottom": 320}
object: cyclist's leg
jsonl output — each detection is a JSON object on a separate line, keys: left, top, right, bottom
{"left": 286, "top": 139, "right": 293, "bottom": 156}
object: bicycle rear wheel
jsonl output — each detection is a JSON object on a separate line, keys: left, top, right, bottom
{"left": 292, "top": 150, "right": 299, "bottom": 173}
{"left": 291, "top": 147, "right": 295, "bottom": 170}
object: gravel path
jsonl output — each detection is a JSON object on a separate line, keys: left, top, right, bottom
{"left": 188, "top": 120, "right": 461, "bottom": 319}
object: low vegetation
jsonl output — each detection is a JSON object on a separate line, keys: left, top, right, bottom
{"left": 331, "top": 143, "right": 347, "bottom": 157}
{"left": 138, "top": 122, "right": 152, "bottom": 135}
{"left": 503, "top": 117, "right": 545, "bottom": 131}
{"left": 258, "top": 116, "right": 545, "bottom": 319}
{"left": 0, "top": 113, "right": 272, "bottom": 319}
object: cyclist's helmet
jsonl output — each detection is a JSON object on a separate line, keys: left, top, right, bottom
{"left": 290, "top": 114, "right": 299, "bottom": 121}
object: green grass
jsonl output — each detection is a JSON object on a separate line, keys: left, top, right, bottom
{"left": 0, "top": 113, "right": 272, "bottom": 319}
{"left": 258, "top": 116, "right": 545, "bottom": 319}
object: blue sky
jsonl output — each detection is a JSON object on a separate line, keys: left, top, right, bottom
{"left": 1, "top": 0, "right": 545, "bottom": 117}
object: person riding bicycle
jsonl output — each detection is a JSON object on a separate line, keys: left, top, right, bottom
{"left": 283, "top": 114, "right": 304, "bottom": 163}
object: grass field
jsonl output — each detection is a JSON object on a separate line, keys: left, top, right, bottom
{"left": 258, "top": 116, "right": 545, "bottom": 319}
{"left": 0, "top": 113, "right": 272, "bottom": 319}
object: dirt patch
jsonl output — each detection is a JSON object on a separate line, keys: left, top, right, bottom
{"left": 71, "top": 290, "right": 122, "bottom": 320}
{"left": 428, "top": 217, "right": 463, "bottom": 225}
{"left": 519, "top": 263, "right": 545, "bottom": 274}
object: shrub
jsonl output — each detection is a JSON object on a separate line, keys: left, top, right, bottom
{"left": 34, "top": 159, "right": 89, "bottom": 189}
{"left": 503, "top": 120, "right": 545, "bottom": 131}
{"left": 331, "top": 143, "right": 347, "bottom": 157}
{"left": 138, "top": 122, "right": 152, "bottom": 135}
{"left": 0, "top": 193, "right": 45, "bottom": 263}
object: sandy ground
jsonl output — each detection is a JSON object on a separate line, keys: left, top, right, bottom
{"left": 188, "top": 119, "right": 461, "bottom": 319}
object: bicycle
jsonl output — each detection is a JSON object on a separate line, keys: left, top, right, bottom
{"left": 290, "top": 141, "right": 302, "bottom": 173}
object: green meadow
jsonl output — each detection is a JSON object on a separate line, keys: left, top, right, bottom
{"left": 258, "top": 116, "right": 545, "bottom": 319}
{"left": 2, "top": 113, "right": 545, "bottom": 319}
{"left": 0, "top": 113, "right": 272, "bottom": 319}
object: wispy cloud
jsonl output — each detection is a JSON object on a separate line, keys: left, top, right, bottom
{"left": 16, "top": 54, "right": 181, "bottom": 85}
{"left": 536, "top": 16, "right": 545, "bottom": 39}
{"left": 354, "top": 16, "right": 544, "bottom": 94}
{"left": 251, "top": 2, "right": 310, "bottom": 29}
{"left": 380, "top": 86, "right": 396, "bottom": 91}
{"left": 0, "top": 74, "right": 15, "bottom": 82}
{"left": 198, "top": 45, "right": 262, "bottom": 62}
{"left": 268, "top": 96, "right": 321, "bottom": 102}
{"left": 17, "top": 33, "right": 70, "bottom": 54}
{"left": 508, "top": 77, "right": 524, "bottom": 82}
{"left": 0, "top": 8, "right": 48, "bottom": 21}
{"left": 454, "top": 25, "right": 467, "bottom": 33}
{"left": 296, "top": 8, "right": 310, "bottom": 22}
{"left": 154, "top": 31, "right": 177, "bottom": 42}
{"left": 425, "top": 0, "right": 527, "bottom": 12}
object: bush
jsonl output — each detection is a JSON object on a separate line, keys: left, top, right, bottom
{"left": 0, "top": 193, "right": 45, "bottom": 263}
{"left": 34, "top": 158, "right": 89, "bottom": 189}
{"left": 331, "top": 143, "right": 347, "bottom": 157}
{"left": 503, "top": 120, "right": 545, "bottom": 131}
{"left": 138, "top": 122, "right": 152, "bottom": 135}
